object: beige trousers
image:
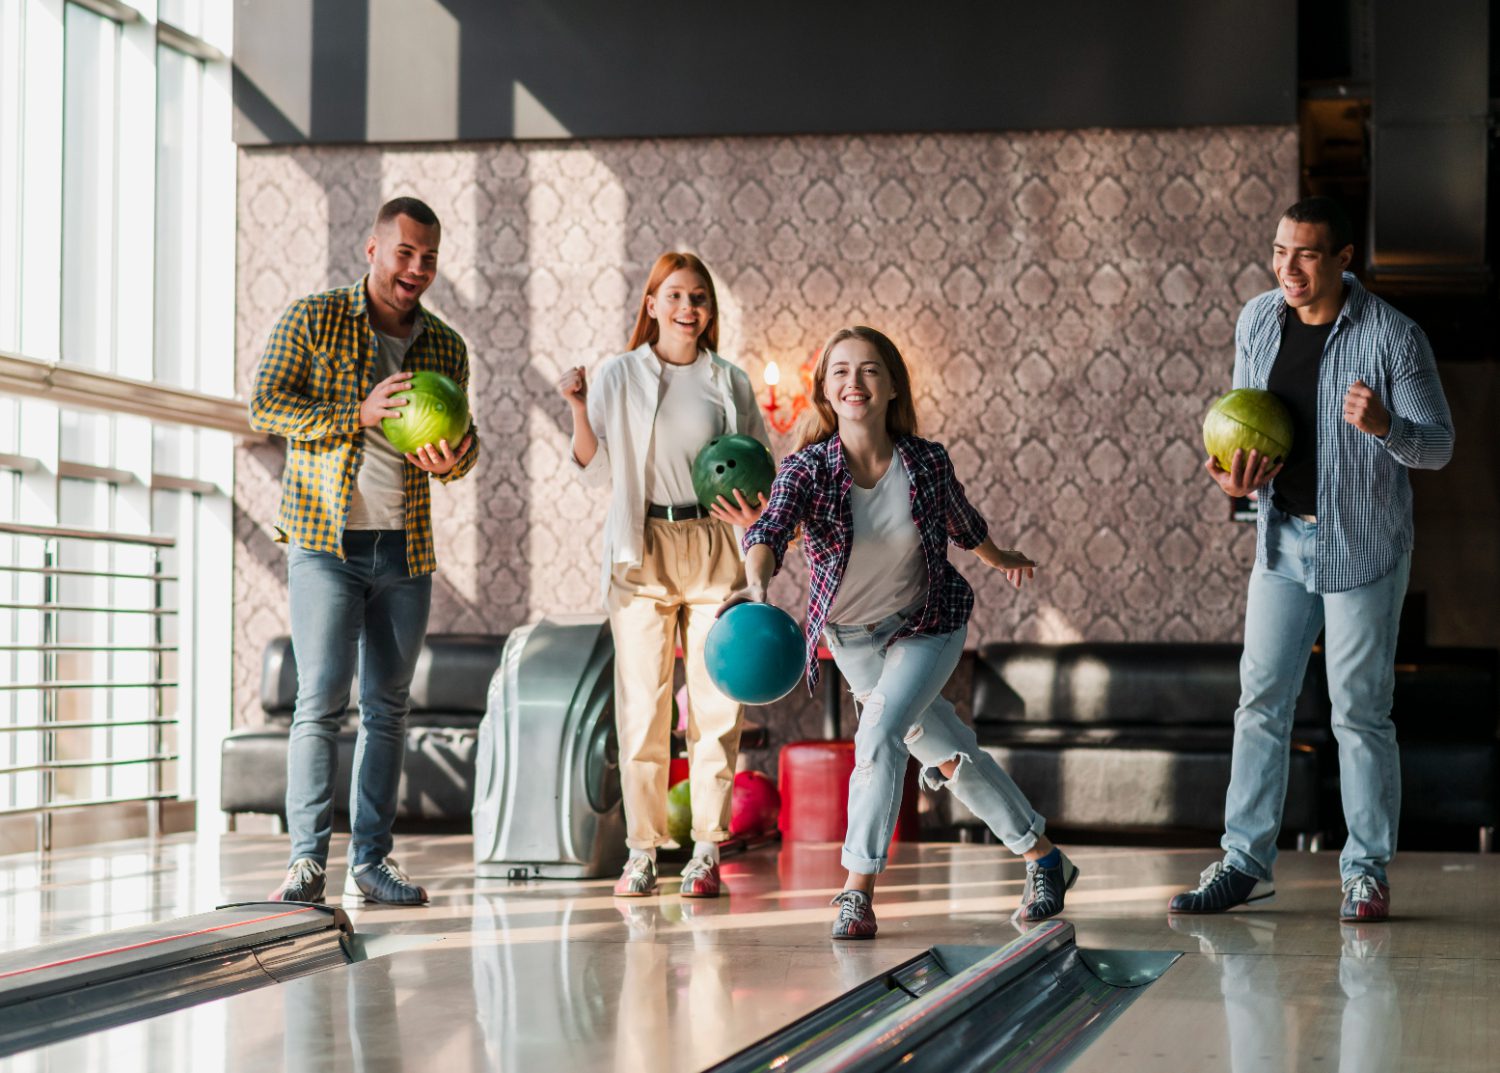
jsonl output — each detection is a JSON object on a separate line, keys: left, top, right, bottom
{"left": 608, "top": 516, "right": 745, "bottom": 849}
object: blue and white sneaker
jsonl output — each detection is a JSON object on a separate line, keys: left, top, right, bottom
{"left": 1015, "top": 850, "right": 1080, "bottom": 921}
{"left": 344, "top": 857, "right": 428, "bottom": 906}
{"left": 1169, "top": 860, "right": 1275, "bottom": 914}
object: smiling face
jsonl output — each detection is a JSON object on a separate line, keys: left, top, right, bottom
{"left": 365, "top": 213, "right": 440, "bottom": 326}
{"left": 823, "top": 337, "right": 896, "bottom": 429}
{"left": 1272, "top": 216, "right": 1350, "bottom": 325}
{"left": 644, "top": 268, "right": 713, "bottom": 348}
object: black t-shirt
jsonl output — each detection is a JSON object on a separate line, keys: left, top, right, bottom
{"left": 1267, "top": 313, "right": 1334, "bottom": 516}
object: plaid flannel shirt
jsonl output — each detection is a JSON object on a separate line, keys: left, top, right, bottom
{"left": 744, "top": 434, "right": 989, "bottom": 692}
{"left": 1235, "top": 273, "right": 1453, "bottom": 592}
{"left": 248, "top": 279, "right": 480, "bottom": 576}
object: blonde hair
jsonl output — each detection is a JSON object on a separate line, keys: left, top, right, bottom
{"left": 794, "top": 326, "right": 919, "bottom": 451}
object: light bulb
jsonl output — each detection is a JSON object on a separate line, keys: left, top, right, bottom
{"left": 763, "top": 361, "right": 781, "bottom": 387}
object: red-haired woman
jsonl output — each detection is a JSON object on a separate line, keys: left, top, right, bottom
{"left": 730, "top": 326, "right": 1076, "bottom": 939}
{"left": 558, "top": 253, "right": 770, "bottom": 898}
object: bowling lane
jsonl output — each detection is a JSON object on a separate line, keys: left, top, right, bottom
{"left": 2, "top": 834, "right": 1498, "bottom": 1071}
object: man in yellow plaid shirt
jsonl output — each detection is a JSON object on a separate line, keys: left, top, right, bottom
{"left": 250, "top": 197, "right": 479, "bottom": 907}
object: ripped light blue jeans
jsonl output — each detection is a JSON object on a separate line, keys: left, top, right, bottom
{"left": 825, "top": 613, "right": 1046, "bottom": 873}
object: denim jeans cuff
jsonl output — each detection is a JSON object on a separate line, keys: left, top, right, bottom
{"left": 840, "top": 847, "right": 886, "bottom": 874}
{"left": 1003, "top": 815, "right": 1046, "bottom": 856}
{"left": 1224, "top": 849, "right": 1272, "bottom": 882}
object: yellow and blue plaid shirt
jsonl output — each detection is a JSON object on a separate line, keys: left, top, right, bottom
{"left": 249, "top": 278, "right": 480, "bottom": 576}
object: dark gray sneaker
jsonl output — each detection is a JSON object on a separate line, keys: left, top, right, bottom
{"left": 268, "top": 857, "right": 326, "bottom": 903}
{"left": 1169, "top": 860, "right": 1275, "bottom": 914}
{"left": 344, "top": 857, "right": 428, "bottom": 906}
{"left": 1015, "top": 850, "right": 1080, "bottom": 921}
{"left": 830, "top": 890, "right": 878, "bottom": 940}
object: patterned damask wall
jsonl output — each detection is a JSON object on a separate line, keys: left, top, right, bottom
{"left": 234, "top": 127, "right": 1298, "bottom": 741}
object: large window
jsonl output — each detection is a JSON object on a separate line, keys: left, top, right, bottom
{"left": 60, "top": 4, "right": 122, "bottom": 372}
{"left": 0, "top": 1, "right": 235, "bottom": 850}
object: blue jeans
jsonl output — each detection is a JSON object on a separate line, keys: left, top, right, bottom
{"left": 1223, "top": 515, "right": 1410, "bottom": 884}
{"left": 825, "top": 613, "right": 1045, "bottom": 873}
{"left": 286, "top": 531, "right": 431, "bottom": 869}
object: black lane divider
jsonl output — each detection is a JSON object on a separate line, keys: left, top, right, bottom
{"left": 707, "top": 920, "right": 1180, "bottom": 1073}
{"left": 0, "top": 901, "right": 354, "bottom": 1056}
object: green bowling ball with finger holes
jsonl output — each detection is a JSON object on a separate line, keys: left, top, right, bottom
{"left": 691, "top": 434, "right": 775, "bottom": 514}
{"left": 1202, "top": 388, "right": 1293, "bottom": 472}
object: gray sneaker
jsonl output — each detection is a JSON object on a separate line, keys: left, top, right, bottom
{"left": 830, "top": 890, "right": 878, "bottom": 940}
{"left": 268, "top": 857, "right": 326, "bottom": 903}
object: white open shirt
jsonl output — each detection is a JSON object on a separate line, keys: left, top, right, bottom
{"left": 572, "top": 343, "right": 772, "bottom": 604}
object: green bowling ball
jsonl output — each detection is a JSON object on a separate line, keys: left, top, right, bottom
{"left": 667, "top": 778, "right": 692, "bottom": 845}
{"left": 381, "top": 371, "right": 470, "bottom": 456}
{"left": 1202, "top": 388, "right": 1293, "bottom": 471}
{"left": 691, "top": 434, "right": 775, "bottom": 513}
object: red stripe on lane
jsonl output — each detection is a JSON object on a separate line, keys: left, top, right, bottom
{"left": 0, "top": 909, "right": 322, "bottom": 981}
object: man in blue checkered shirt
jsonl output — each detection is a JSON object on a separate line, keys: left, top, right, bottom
{"left": 1170, "top": 197, "right": 1454, "bottom": 923}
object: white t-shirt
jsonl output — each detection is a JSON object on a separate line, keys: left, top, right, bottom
{"left": 346, "top": 322, "right": 420, "bottom": 530}
{"left": 828, "top": 452, "right": 929, "bottom": 625}
{"left": 644, "top": 351, "right": 725, "bottom": 507}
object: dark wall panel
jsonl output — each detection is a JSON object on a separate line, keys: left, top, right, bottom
{"left": 233, "top": 0, "right": 1297, "bottom": 145}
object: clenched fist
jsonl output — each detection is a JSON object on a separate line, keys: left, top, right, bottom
{"left": 1343, "top": 379, "right": 1390, "bottom": 437}
{"left": 557, "top": 366, "right": 588, "bottom": 408}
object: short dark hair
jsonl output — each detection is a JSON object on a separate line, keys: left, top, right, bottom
{"left": 375, "top": 196, "right": 439, "bottom": 231}
{"left": 1281, "top": 196, "right": 1353, "bottom": 254}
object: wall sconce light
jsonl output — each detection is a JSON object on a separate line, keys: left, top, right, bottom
{"left": 760, "top": 352, "right": 817, "bottom": 435}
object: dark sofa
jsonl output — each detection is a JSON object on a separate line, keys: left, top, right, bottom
{"left": 945, "top": 643, "right": 1326, "bottom": 840}
{"left": 220, "top": 633, "right": 505, "bottom": 824}
{"left": 221, "top": 631, "right": 773, "bottom": 827}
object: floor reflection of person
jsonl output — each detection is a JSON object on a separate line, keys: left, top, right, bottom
{"left": 612, "top": 901, "right": 736, "bottom": 1073}
{"left": 1170, "top": 915, "right": 1401, "bottom": 1072}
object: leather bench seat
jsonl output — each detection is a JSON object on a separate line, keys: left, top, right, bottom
{"left": 222, "top": 632, "right": 770, "bottom": 825}
{"left": 946, "top": 642, "right": 1326, "bottom": 838}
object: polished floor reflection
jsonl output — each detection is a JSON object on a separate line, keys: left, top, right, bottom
{"left": 1, "top": 835, "right": 1496, "bottom": 1071}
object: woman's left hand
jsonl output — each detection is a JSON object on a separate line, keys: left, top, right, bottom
{"left": 982, "top": 546, "right": 1037, "bottom": 588}
{"left": 708, "top": 488, "right": 766, "bottom": 527}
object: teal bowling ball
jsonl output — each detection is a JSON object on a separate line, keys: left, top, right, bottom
{"left": 704, "top": 603, "right": 804, "bottom": 705}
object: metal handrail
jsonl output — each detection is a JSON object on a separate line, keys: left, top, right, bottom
{"left": 0, "top": 793, "right": 176, "bottom": 819}
{"left": 0, "top": 519, "right": 179, "bottom": 848}
{"left": 0, "top": 349, "right": 260, "bottom": 440}
{"left": 0, "top": 565, "right": 180, "bottom": 582}
{"left": 0, "top": 520, "right": 176, "bottom": 547}
{"left": 0, "top": 644, "right": 178, "bottom": 653}
{"left": 0, "top": 681, "right": 178, "bottom": 692}
{"left": 0, "top": 755, "right": 179, "bottom": 778}
{"left": 0, "top": 603, "right": 176, "bottom": 616}
{"left": 0, "top": 719, "right": 178, "bottom": 732}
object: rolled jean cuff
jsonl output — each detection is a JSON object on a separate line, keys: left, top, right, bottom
{"left": 840, "top": 847, "right": 887, "bottom": 875}
{"left": 1224, "top": 848, "right": 1273, "bottom": 882}
{"left": 690, "top": 827, "right": 731, "bottom": 843}
{"left": 626, "top": 836, "right": 670, "bottom": 852}
{"left": 1003, "top": 815, "right": 1047, "bottom": 857}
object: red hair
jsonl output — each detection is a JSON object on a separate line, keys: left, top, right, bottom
{"left": 627, "top": 252, "right": 719, "bottom": 352}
